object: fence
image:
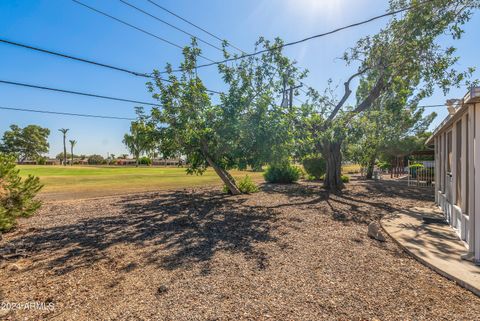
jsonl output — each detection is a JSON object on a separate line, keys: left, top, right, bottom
{"left": 407, "top": 160, "right": 435, "bottom": 187}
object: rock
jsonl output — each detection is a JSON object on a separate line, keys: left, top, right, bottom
{"left": 157, "top": 285, "right": 168, "bottom": 296}
{"left": 6, "top": 258, "right": 32, "bottom": 272}
{"left": 368, "top": 221, "right": 386, "bottom": 242}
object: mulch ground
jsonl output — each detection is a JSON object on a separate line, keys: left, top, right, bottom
{"left": 1, "top": 177, "right": 479, "bottom": 320}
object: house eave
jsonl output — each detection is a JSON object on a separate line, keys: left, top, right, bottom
{"left": 426, "top": 87, "right": 480, "bottom": 145}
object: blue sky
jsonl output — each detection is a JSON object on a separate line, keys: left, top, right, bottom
{"left": 1, "top": 0, "right": 479, "bottom": 157}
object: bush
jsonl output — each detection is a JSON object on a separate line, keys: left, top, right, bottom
{"left": 341, "top": 175, "right": 350, "bottom": 183}
{"left": 0, "top": 154, "right": 43, "bottom": 232}
{"left": 87, "top": 154, "right": 104, "bottom": 165}
{"left": 264, "top": 163, "right": 301, "bottom": 184}
{"left": 342, "top": 163, "right": 362, "bottom": 174}
{"left": 222, "top": 175, "right": 259, "bottom": 194}
{"left": 302, "top": 156, "right": 326, "bottom": 179}
{"left": 37, "top": 156, "right": 47, "bottom": 165}
{"left": 377, "top": 161, "right": 391, "bottom": 171}
{"left": 139, "top": 156, "right": 152, "bottom": 165}
{"left": 237, "top": 175, "right": 259, "bottom": 193}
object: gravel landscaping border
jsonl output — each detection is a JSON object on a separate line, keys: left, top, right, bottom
{"left": 1, "top": 177, "right": 479, "bottom": 320}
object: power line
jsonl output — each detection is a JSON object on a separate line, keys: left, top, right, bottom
{"left": 162, "top": 0, "right": 432, "bottom": 74}
{"left": 0, "top": 80, "right": 160, "bottom": 106}
{"left": 144, "top": 2, "right": 314, "bottom": 100}
{"left": 0, "top": 38, "right": 150, "bottom": 77}
{"left": 118, "top": 0, "right": 223, "bottom": 52}
{"left": 418, "top": 104, "right": 445, "bottom": 108}
{"left": 146, "top": 0, "right": 245, "bottom": 54}
{"left": 71, "top": 0, "right": 216, "bottom": 63}
{"left": 148, "top": 2, "right": 317, "bottom": 93}
{"left": 0, "top": 106, "right": 134, "bottom": 120}
{"left": 0, "top": 38, "right": 222, "bottom": 95}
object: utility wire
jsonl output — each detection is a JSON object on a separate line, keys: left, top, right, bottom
{"left": 0, "top": 103, "right": 445, "bottom": 123}
{"left": 0, "top": 39, "right": 149, "bottom": 77}
{"left": 0, "top": 38, "right": 222, "bottom": 95}
{"left": 0, "top": 80, "right": 160, "bottom": 106}
{"left": 119, "top": 0, "right": 223, "bottom": 52}
{"left": 146, "top": 0, "right": 245, "bottom": 54}
{"left": 0, "top": 106, "right": 134, "bottom": 120}
{"left": 145, "top": 1, "right": 317, "bottom": 92}
{"left": 72, "top": 0, "right": 216, "bottom": 63}
{"left": 161, "top": 0, "right": 432, "bottom": 74}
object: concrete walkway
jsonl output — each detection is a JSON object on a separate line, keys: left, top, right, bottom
{"left": 381, "top": 206, "right": 480, "bottom": 296}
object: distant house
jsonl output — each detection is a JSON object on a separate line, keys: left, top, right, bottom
{"left": 45, "top": 158, "right": 60, "bottom": 165}
{"left": 18, "top": 159, "right": 37, "bottom": 165}
{"left": 427, "top": 87, "right": 480, "bottom": 263}
{"left": 152, "top": 158, "right": 181, "bottom": 166}
{"left": 67, "top": 158, "right": 88, "bottom": 165}
{"left": 116, "top": 159, "right": 138, "bottom": 166}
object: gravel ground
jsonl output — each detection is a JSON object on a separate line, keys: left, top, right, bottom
{"left": 1, "top": 177, "right": 479, "bottom": 320}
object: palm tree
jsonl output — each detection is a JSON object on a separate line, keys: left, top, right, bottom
{"left": 58, "top": 128, "right": 69, "bottom": 166}
{"left": 69, "top": 140, "right": 77, "bottom": 166}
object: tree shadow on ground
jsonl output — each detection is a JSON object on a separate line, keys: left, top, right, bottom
{"left": 261, "top": 177, "right": 434, "bottom": 225}
{"left": 3, "top": 190, "right": 281, "bottom": 275}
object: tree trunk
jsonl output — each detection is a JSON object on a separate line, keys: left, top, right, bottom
{"left": 204, "top": 155, "right": 241, "bottom": 195}
{"left": 63, "top": 135, "right": 67, "bottom": 166}
{"left": 135, "top": 153, "right": 139, "bottom": 167}
{"left": 366, "top": 155, "right": 376, "bottom": 179}
{"left": 322, "top": 140, "right": 344, "bottom": 191}
{"left": 71, "top": 146, "right": 74, "bottom": 166}
{"left": 200, "top": 143, "right": 240, "bottom": 195}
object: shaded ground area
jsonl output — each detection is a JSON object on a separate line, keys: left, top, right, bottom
{"left": 1, "top": 178, "right": 479, "bottom": 320}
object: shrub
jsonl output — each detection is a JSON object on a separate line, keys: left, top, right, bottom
{"left": 139, "top": 156, "right": 152, "bottom": 165}
{"left": 341, "top": 174, "right": 350, "bottom": 183}
{"left": 222, "top": 175, "right": 259, "bottom": 194}
{"left": 264, "top": 163, "right": 301, "bottom": 184}
{"left": 37, "top": 156, "right": 47, "bottom": 165}
{"left": 0, "top": 154, "right": 43, "bottom": 232}
{"left": 302, "top": 156, "right": 326, "bottom": 179}
{"left": 237, "top": 175, "right": 259, "bottom": 193}
{"left": 377, "top": 161, "right": 391, "bottom": 171}
{"left": 88, "top": 154, "right": 104, "bottom": 165}
{"left": 342, "top": 163, "right": 362, "bottom": 174}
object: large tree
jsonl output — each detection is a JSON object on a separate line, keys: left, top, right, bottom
{"left": 306, "top": 0, "right": 479, "bottom": 190}
{"left": 0, "top": 124, "right": 50, "bottom": 163}
{"left": 147, "top": 38, "right": 304, "bottom": 194}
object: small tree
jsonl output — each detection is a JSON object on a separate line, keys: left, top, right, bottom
{"left": 87, "top": 154, "right": 104, "bottom": 165}
{"left": 69, "top": 140, "right": 77, "bottom": 166}
{"left": 0, "top": 153, "right": 43, "bottom": 232}
{"left": 123, "top": 108, "right": 155, "bottom": 167}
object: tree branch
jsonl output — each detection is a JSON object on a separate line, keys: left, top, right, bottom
{"left": 325, "top": 67, "right": 369, "bottom": 124}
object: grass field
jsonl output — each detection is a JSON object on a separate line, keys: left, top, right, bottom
{"left": 18, "top": 165, "right": 264, "bottom": 201}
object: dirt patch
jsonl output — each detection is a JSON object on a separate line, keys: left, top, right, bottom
{"left": 1, "top": 178, "right": 479, "bottom": 320}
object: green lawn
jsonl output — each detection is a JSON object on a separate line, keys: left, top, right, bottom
{"left": 18, "top": 165, "right": 264, "bottom": 201}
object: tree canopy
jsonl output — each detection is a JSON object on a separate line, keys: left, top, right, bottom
{"left": 0, "top": 124, "right": 50, "bottom": 162}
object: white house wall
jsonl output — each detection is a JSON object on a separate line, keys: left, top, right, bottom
{"left": 432, "top": 102, "right": 480, "bottom": 263}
